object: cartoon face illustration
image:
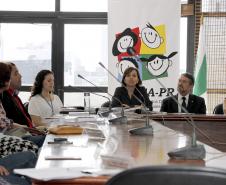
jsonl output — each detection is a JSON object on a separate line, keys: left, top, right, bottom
{"left": 117, "top": 35, "right": 134, "bottom": 53}
{"left": 112, "top": 28, "right": 138, "bottom": 56}
{"left": 141, "top": 23, "right": 163, "bottom": 49}
{"left": 117, "top": 58, "right": 138, "bottom": 77}
{"left": 147, "top": 58, "right": 172, "bottom": 76}
{"left": 141, "top": 52, "right": 177, "bottom": 77}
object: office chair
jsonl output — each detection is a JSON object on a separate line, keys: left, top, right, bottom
{"left": 213, "top": 103, "right": 223, "bottom": 114}
{"left": 106, "top": 166, "right": 226, "bottom": 185}
{"left": 101, "top": 101, "right": 111, "bottom": 107}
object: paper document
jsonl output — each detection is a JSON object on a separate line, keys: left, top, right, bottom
{"left": 81, "top": 168, "right": 122, "bottom": 176}
{"left": 14, "top": 167, "right": 122, "bottom": 181}
{"left": 124, "top": 106, "right": 143, "bottom": 112}
{"left": 101, "top": 154, "right": 134, "bottom": 168}
{"left": 45, "top": 156, "right": 82, "bottom": 160}
{"left": 14, "top": 167, "right": 87, "bottom": 181}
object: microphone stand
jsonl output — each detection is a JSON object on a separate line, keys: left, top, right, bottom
{"left": 167, "top": 98, "right": 206, "bottom": 160}
{"left": 74, "top": 85, "right": 112, "bottom": 117}
{"left": 77, "top": 74, "right": 127, "bottom": 124}
{"left": 127, "top": 47, "right": 206, "bottom": 159}
{"left": 98, "top": 62, "right": 153, "bottom": 135}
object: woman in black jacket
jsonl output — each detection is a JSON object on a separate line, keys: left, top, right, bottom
{"left": 111, "top": 67, "right": 153, "bottom": 111}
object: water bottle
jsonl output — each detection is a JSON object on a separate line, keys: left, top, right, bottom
{"left": 84, "top": 92, "right": 90, "bottom": 113}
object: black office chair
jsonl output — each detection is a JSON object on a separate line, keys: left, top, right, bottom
{"left": 101, "top": 101, "right": 111, "bottom": 107}
{"left": 213, "top": 103, "right": 223, "bottom": 114}
{"left": 106, "top": 166, "right": 226, "bottom": 185}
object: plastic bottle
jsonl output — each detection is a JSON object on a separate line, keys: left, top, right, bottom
{"left": 84, "top": 92, "right": 90, "bottom": 113}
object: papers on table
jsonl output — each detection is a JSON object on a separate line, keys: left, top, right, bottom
{"left": 69, "top": 112, "right": 89, "bottom": 116}
{"left": 101, "top": 154, "right": 134, "bottom": 168}
{"left": 84, "top": 127, "right": 106, "bottom": 138}
{"left": 45, "top": 156, "right": 82, "bottom": 160}
{"left": 14, "top": 167, "right": 122, "bottom": 181}
{"left": 81, "top": 168, "right": 122, "bottom": 176}
{"left": 124, "top": 105, "right": 143, "bottom": 112}
{"left": 42, "top": 113, "right": 107, "bottom": 127}
{"left": 60, "top": 106, "right": 84, "bottom": 114}
{"left": 14, "top": 167, "right": 85, "bottom": 181}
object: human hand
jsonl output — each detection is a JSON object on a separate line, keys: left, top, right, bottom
{"left": 12, "top": 123, "right": 26, "bottom": 128}
{"left": 0, "top": 166, "right": 9, "bottom": 176}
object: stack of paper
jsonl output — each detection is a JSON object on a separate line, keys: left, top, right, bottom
{"left": 14, "top": 167, "right": 122, "bottom": 181}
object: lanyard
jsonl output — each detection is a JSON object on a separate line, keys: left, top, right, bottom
{"left": 40, "top": 94, "right": 54, "bottom": 116}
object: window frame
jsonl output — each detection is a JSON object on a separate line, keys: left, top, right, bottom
{"left": 0, "top": 2, "right": 108, "bottom": 102}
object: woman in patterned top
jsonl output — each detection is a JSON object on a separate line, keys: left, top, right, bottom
{"left": 0, "top": 62, "right": 37, "bottom": 185}
{"left": 0, "top": 62, "right": 44, "bottom": 148}
{"left": 0, "top": 62, "right": 27, "bottom": 133}
{"left": 0, "top": 62, "right": 13, "bottom": 132}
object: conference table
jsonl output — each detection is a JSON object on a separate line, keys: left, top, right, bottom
{"left": 148, "top": 113, "right": 226, "bottom": 152}
{"left": 32, "top": 115, "right": 226, "bottom": 185}
{"left": 149, "top": 113, "right": 226, "bottom": 122}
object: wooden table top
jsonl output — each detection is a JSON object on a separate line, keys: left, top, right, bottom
{"left": 148, "top": 113, "right": 226, "bottom": 122}
{"left": 33, "top": 120, "right": 226, "bottom": 185}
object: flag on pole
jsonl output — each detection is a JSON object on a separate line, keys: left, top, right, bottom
{"left": 193, "top": 22, "right": 207, "bottom": 99}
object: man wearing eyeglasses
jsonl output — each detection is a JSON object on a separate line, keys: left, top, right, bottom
{"left": 160, "top": 72, "right": 206, "bottom": 114}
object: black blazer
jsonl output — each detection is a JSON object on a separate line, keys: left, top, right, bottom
{"left": 0, "top": 91, "right": 32, "bottom": 127}
{"left": 160, "top": 94, "right": 206, "bottom": 114}
{"left": 111, "top": 86, "right": 153, "bottom": 111}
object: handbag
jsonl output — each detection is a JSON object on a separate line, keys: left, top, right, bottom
{"left": 0, "top": 135, "right": 39, "bottom": 158}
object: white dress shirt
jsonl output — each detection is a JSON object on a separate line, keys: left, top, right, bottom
{"left": 178, "top": 94, "right": 189, "bottom": 113}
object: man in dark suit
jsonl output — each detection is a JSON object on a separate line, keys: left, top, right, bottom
{"left": 0, "top": 62, "right": 33, "bottom": 128}
{"left": 160, "top": 73, "right": 206, "bottom": 114}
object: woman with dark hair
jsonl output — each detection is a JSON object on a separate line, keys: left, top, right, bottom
{"left": 28, "top": 70, "right": 63, "bottom": 126}
{"left": 0, "top": 62, "right": 11, "bottom": 89}
{"left": 0, "top": 62, "right": 37, "bottom": 185}
{"left": 111, "top": 67, "right": 153, "bottom": 111}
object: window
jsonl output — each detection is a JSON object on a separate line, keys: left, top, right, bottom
{"left": 202, "top": 0, "right": 226, "bottom": 12}
{"left": 61, "top": 0, "right": 107, "bottom": 12}
{"left": 0, "top": 23, "right": 52, "bottom": 85}
{"left": 64, "top": 24, "right": 108, "bottom": 87}
{"left": 64, "top": 92, "right": 108, "bottom": 107}
{"left": 0, "top": 0, "right": 55, "bottom": 11}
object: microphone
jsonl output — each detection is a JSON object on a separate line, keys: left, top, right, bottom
{"left": 127, "top": 47, "right": 205, "bottom": 160}
{"left": 77, "top": 74, "right": 127, "bottom": 123}
{"left": 98, "top": 62, "right": 153, "bottom": 136}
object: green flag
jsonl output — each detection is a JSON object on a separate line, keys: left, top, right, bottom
{"left": 193, "top": 24, "right": 207, "bottom": 98}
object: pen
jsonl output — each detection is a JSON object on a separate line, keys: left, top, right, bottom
{"left": 47, "top": 141, "right": 73, "bottom": 145}
{"left": 81, "top": 170, "right": 92, "bottom": 174}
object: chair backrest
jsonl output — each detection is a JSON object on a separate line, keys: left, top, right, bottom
{"left": 106, "top": 166, "right": 226, "bottom": 185}
{"left": 213, "top": 103, "right": 223, "bottom": 114}
{"left": 101, "top": 101, "right": 111, "bottom": 107}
